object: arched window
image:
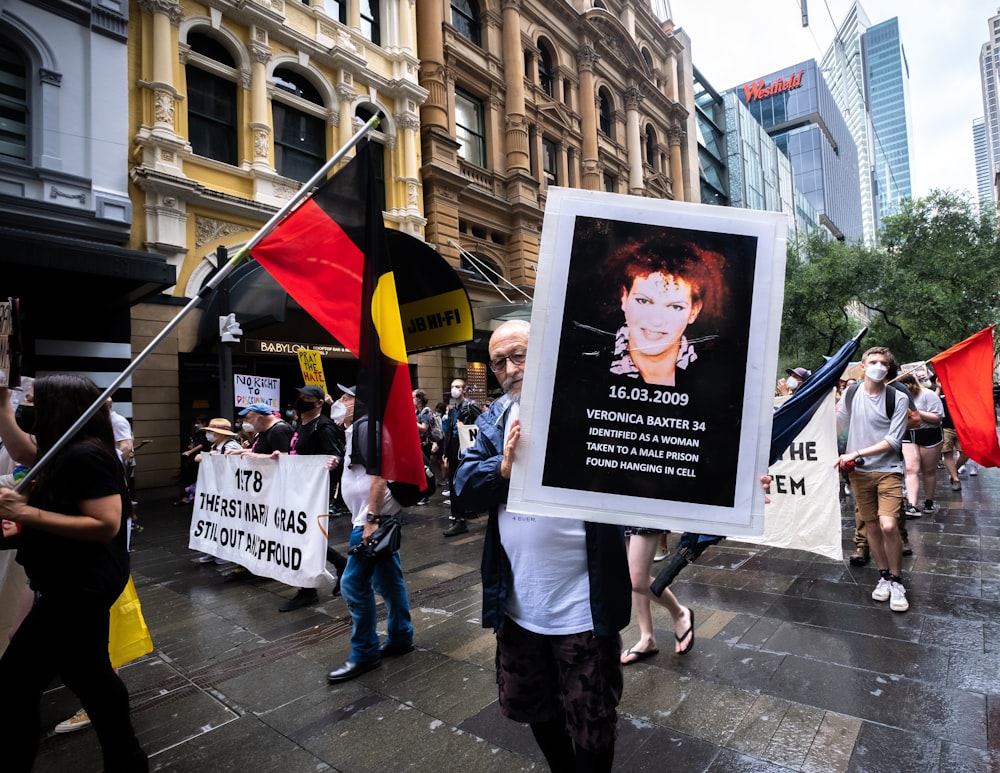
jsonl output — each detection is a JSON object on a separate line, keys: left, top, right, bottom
{"left": 537, "top": 41, "right": 554, "bottom": 98}
{"left": 185, "top": 31, "right": 238, "bottom": 165}
{"left": 461, "top": 251, "right": 502, "bottom": 282}
{"left": 645, "top": 125, "right": 657, "bottom": 167}
{"left": 0, "top": 41, "right": 28, "bottom": 161}
{"left": 451, "top": 0, "right": 481, "bottom": 46}
{"left": 598, "top": 89, "right": 614, "bottom": 139}
{"left": 360, "top": 0, "right": 381, "bottom": 45}
{"left": 641, "top": 48, "right": 653, "bottom": 71}
{"left": 272, "top": 67, "right": 326, "bottom": 183}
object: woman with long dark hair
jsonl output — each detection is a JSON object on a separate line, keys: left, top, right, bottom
{"left": 0, "top": 374, "right": 148, "bottom": 772}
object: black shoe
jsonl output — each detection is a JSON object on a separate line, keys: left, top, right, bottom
{"left": 380, "top": 641, "right": 415, "bottom": 658}
{"left": 327, "top": 659, "right": 381, "bottom": 683}
{"left": 279, "top": 588, "right": 319, "bottom": 612}
{"left": 849, "top": 546, "right": 869, "bottom": 566}
{"left": 331, "top": 576, "right": 341, "bottom": 597}
{"left": 902, "top": 540, "right": 913, "bottom": 557}
{"left": 442, "top": 519, "right": 468, "bottom": 537}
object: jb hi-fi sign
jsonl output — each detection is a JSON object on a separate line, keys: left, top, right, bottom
{"left": 741, "top": 69, "right": 805, "bottom": 103}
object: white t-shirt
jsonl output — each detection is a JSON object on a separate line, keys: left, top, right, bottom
{"left": 341, "top": 423, "right": 401, "bottom": 528}
{"left": 497, "top": 401, "right": 593, "bottom": 635}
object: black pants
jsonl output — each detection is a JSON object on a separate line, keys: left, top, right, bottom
{"left": 0, "top": 589, "right": 147, "bottom": 772}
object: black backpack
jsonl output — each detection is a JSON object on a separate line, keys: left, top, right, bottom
{"left": 352, "top": 417, "right": 436, "bottom": 507}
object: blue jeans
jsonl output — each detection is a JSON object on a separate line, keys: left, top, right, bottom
{"left": 341, "top": 525, "right": 414, "bottom": 663}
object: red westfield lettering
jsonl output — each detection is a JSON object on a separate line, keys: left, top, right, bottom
{"left": 741, "top": 69, "right": 805, "bottom": 103}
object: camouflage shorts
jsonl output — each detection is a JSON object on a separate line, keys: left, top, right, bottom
{"left": 495, "top": 617, "right": 623, "bottom": 752}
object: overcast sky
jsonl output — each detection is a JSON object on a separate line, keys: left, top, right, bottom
{"left": 669, "top": 0, "right": 992, "bottom": 199}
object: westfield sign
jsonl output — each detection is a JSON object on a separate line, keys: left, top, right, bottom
{"left": 741, "top": 70, "right": 805, "bottom": 103}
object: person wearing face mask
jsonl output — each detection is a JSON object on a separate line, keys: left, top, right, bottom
{"left": 277, "top": 385, "right": 347, "bottom": 612}
{"left": 835, "top": 346, "right": 911, "bottom": 612}
{"left": 784, "top": 366, "right": 811, "bottom": 395}
{"left": 441, "top": 378, "right": 482, "bottom": 537}
{"left": 236, "top": 403, "right": 293, "bottom": 457}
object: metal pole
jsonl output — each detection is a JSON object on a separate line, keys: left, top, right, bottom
{"left": 217, "top": 246, "right": 236, "bottom": 419}
{"left": 15, "top": 115, "right": 381, "bottom": 492}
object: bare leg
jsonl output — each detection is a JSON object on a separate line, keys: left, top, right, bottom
{"left": 622, "top": 534, "right": 691, "bottom": 661}
{"left": 902, "top": 443, "right": 920, "bottom": 508}
{"left": 919, "top": 445, "right": 939, "bottom": 504}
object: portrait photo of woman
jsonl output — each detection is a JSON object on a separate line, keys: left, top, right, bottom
{"left": 541, "top": 216, "right": 758, "bottom": 508}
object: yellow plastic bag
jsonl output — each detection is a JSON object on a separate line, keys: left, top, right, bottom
{"left": 108, "top": 576, "right": 153, "bottom": 668}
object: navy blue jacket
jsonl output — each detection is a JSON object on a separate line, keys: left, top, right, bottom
{"left": 454, "top": 396, "right": 631, "bottom": 637}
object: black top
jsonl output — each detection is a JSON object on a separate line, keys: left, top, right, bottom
{"left": 290, "top": 414, "right": 345, "bottom": 459}
{"left": 18, "top": 441, "right": 129, "bottom": 600}
{"left": 252, "top": 420, "right": 294, "bottom": 454}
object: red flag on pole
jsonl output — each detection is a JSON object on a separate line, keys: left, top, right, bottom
{"left": 250, "top": 143, "right": 424, "bottom": 485}
{"left": 929, "top": 326, "right": 1000, "bottom": 468}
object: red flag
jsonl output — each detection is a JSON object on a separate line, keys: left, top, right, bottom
{"left": 929, "top": 326, "right": 1000, "bottom": 468}
{"left": 250, "top": 143, "right": 424, "bottom": 485}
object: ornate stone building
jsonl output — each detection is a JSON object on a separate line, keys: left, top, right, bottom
{"left": 128, "top": 0, "right": 426, "bottom": 493}
{"left": 414, "top": 0, "right": 698, "bottom": 397}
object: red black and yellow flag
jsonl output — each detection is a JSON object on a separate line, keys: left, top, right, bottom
{"left": 250, "top": 142, "right": 424, "bottom": 485}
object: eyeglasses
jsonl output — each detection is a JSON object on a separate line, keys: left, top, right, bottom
{"left": 489, "top": 350, "right": 527, "bottom": 373}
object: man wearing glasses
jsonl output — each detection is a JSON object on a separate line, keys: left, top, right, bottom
{"left": 455, "top": 320, "right": 630, "bottom": 772}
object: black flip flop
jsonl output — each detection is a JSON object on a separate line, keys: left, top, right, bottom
{"left": 621, "top": 646, "right": 659, "bottom": 665}
{"left": 675, "top": 608, "right": 695, "bottom": 655}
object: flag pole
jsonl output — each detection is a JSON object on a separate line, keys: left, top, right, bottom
{"left": 14, "top": 115, "right": 381, "bottom": 492}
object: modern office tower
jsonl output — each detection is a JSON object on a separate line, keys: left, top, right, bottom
{"left": 694, "top": 67, "right": 729, "bottom": 207}
{"left": 973, "top": 117, "right": 995, "bottom": 208}
{"left": 980, "top": 9, "right": 1000, "bottom": 202}
{"left": 861, "top": 17, "right": 913, "bottom": 230}
{"left": 820, "top": 1, "right": 874, "bottom": 241}
{"left": 736, "top": 60, "right": 863, "bottom": 242}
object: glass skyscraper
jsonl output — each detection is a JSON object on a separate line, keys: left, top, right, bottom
{"left": 737, "top": 59, "right": 863, "bottom": 243}
{"left": 979, "top": 10, "right": 1000, "bottom": 205}
{"left": 861, "top": 17, "right": 913, "bottom": 231}
{"left": 973, "top": 117, "right": 993, "bottom": 209}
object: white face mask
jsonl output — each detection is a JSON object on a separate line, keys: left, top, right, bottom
{"left": 241, "top": 422, "right": 255, "bottom": 433}
{"left": 865, "top": 363, "right": 889, "bottom": 382}
{"left": 205, "top": 431, "right": 217, "bottom": 443}
{"left": 450, "top": 387, "right": 463, "bottom": 399}
{"left": 330, "top": 401, "right": 348, "bottom": 424}
{"left": 786, "top": 376, "right": 799, "bottom": 390}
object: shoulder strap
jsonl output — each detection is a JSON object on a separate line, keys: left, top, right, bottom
{"left": 885, "top": 383, "right": 895, "bottom": 419}
{"left": 844, "top": 382, "right": 859, "bottom": 419}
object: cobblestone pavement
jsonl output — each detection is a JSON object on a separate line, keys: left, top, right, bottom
{"left": 34, "top": 466, "right": 1000, "bottom": 772}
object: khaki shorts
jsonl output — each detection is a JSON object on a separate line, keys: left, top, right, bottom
{"left": 849, "top": 470, "right": 903, "bottom": 521}
{"left": 942, "top": 428, "right": 961, "bottom": 454}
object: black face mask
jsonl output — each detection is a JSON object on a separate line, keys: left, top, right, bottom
{"left": 15, "top": 404, "right": 35, "bottom": 434}
{"left": 295, "top": 397, "right": 318, "bottom": 414}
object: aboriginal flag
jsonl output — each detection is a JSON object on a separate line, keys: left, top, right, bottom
{"left": 251, "top": 142, "right": 424, "bottom": 485}
{"left": 930, "top": 326, "right": 1000, "bottom": 468}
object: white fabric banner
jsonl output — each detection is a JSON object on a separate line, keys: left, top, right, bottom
{"left": 188, "top": 454, "right": 333, "bottom": 587}
{"left": 735, "top": 391, "right": 843, "bottom": 561}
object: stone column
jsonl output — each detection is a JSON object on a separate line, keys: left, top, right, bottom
{"left": 415, "top": 0, "right": 447, "bottom": 131}
{"left": 625, "top": 86, "right": 643, "bottom": 195}
{"left": 398, "top": 0, "right": 415, "bottom": 53}
{"left": 557, "top": 140, "right": 568, "bottom": 189}
{"left": 576, "top": 43, "right": 600, "bottom": 190}
{"left": 502, "top": 0, "right": 529, "bottom": 174}
{"left": 668, "top": 126, "right": 685, "bottom": 200}
{"left": 337, "top": 83, "right": 356, "bottom": 148}
{"left": 249, "top": 41, "right": 271, "bottom": 171}
{"left": 664, "top": 49, "right": 679, "bottom": 103}
{"left": 138, "top": 0, "right": 182, "bottom": 132}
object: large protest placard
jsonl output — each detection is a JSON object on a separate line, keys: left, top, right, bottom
{"left": 234, "top": 374, "right": 280, "bottom": 411}
{"left": 734, "top": 392, "right": 842, "bottom": 560}
{"left": 507, "top": 189, "right": 786, "bottom": 536}
{"left": 189, "top": 454, "right": 332, "bottom": 587}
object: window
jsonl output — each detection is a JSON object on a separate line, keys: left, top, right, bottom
{"left": 537, "top": 42, "right": 554, "bottom": 97}
{"left": 599, "top": 89, "right": 613, "bottom": 139}
{"left": 186, "top": 32, "right": 238, "bottom": 165}
{"left": 272, "top": 68, "right": 325, "bottom": 183}
{"left": 645, "top": 125, "right": 657, "bottom": 167}
{"left": 603, "top": 172, "right": 616, "bottom": 192}
{"left": 451, "top": 0, "right": 481, "bottom": 46}
{"left": 327, "top": 0, "right": 348, "bottom": 23}
{"left": 0, "top": 42, "right": 27, "bottom": 161}
{"left": 542, "top": 137, "right": 558, "bottom": 186}
{"left": 360, "top": 0, "right": 381, "bottom": 45}
{"left": 455, "top": 89, "right": 486, "bottom": 168}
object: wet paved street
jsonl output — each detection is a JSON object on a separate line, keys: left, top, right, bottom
{"left": 34, "top": 466, "right": 1000, "bottom": 772}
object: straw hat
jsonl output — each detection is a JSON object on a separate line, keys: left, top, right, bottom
{"left": 207, "top": 418, "right": 237, "bottom": 436}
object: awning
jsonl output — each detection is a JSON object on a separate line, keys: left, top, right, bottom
{"left": 0, "top": 225, "right": 175, "bottom": 305}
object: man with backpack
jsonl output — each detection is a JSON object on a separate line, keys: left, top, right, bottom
{"left": 836, "top": 347, "right": 910, "bottom": 612}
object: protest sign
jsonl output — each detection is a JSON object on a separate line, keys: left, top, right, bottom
{"left": 297, "top": 348, "right": 328, "bottom": 393}
{"left": 507, "top": 189, "right": 786, "bottom": 537}
{"left": 189, "top": 454, "right": 332, "bottom": 587}
{"left": 735, "top": 391, "right": 842, "bottom": 560}
{"left": 234, "top": 374, "right": 280, "bottom": 411}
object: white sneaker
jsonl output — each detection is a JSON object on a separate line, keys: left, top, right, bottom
{"left": 889, "top": 581, "right": 909, "bottom": 612}
{"left": 968, "top": 461, "right": 979, "bottom": 476}
{"left": 958, "top": 465, "right": 968, "bottom": 476}
{"left": 872, "top": 577, "right": 892, "bottom": 602}
{"left": 55, "top": 708, "right": 91, "bottom": 733}
{"left": 198, "top": 553, "right": 216, "bottom": 563}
